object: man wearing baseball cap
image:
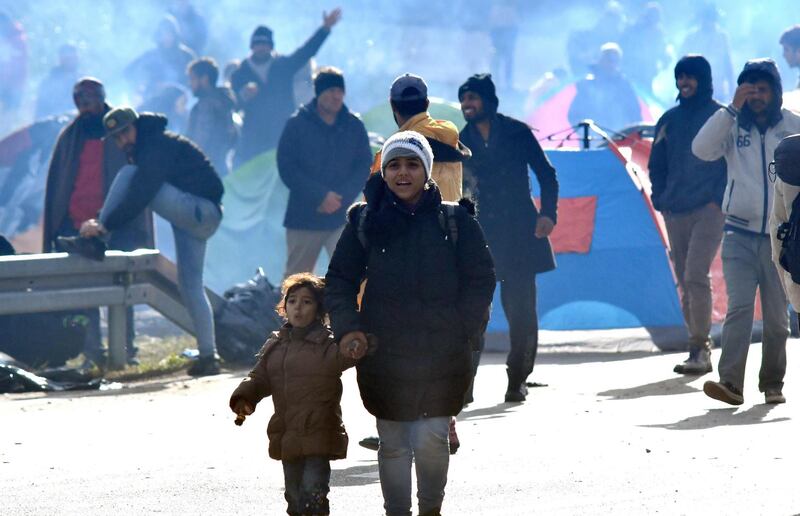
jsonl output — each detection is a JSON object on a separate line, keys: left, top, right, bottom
{"left": 370, "top": 73, "right": 471, "bottom": 203}
{"left": 231, "top": 8, "right": 342, "bottom": 166}
{"left": 277, "top": 66, "right": 371, "bottom": 277}
{"left": 60, "top": 106, "right": 225, "bottom": 377}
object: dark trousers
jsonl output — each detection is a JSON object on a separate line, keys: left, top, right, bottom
{"left": 54, "top": 218, "right": 137, "bottom": 360}
{"left": 500, "top": 275, "right": 538, "bottom": 382}
{"left": 282, "top": 456, "right": 331, "bottom": 515}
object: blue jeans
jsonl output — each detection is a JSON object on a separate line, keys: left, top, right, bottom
{"left": 99, "top": 165, "right": 221, "bottom": 357}
{"left": 282, "top": 456, "right": 331, "bottom": 515}
{"left": 718, "top": 231, "right": 788, "bottom": 391}
{"left": 376, "top": 417, "right": 450, "bottom": 516}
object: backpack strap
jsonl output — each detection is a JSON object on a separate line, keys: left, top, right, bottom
{"left": 356, "top": 204, "right": 370, "bottom": 249}
{"left": 439, "top": 202, "right": 459, "bottom": 247}
{"left": 358, "top": 202, "right": 459, "bottom": 249}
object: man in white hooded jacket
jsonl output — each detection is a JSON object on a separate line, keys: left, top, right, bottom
{"left": 692, "top": 58, "right": 800, "bottom": 405}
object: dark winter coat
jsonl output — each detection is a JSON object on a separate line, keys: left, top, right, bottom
{"left": 229, "top": 321, "right": 355, "bottom": 461}
{"left": 186, "top": 86, "right": 237, "bottom": 175}
{"left": 101, "top": 113, "right": 224, "bottom": 232}
{"left": 42, "top": 106, "right": 154, "bottom": 252}
{"left": 649, "top": 94, "right": 726, "bottom": 214}
{"left": 277, "top": 99, "right": 372, "bottom": 231}
{"left": 231, "top": 27, "right": 330, "bottom": 163}
{"left": 325, "top": 174, "right": 496, "bottom": 421}
{"left": 460, "top": 113, "right": 558, "bottom": 279}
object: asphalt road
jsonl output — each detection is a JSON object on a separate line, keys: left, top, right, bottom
{"left": 3, "top": 343, "right": 799, "bottom": 515}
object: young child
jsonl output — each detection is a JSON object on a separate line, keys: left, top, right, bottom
{"left": 325, "top": 131, "right": 496, "bottom": 516}
{"left": 229, "top": 273, "right": 367, "bottom": 515}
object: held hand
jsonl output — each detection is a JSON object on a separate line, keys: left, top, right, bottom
{"left": 79, "top": 219, "right": 106, "bottom": 238}
{"left": 317, "top": 191, "right": 343, "bottom": 214}
{"left": 535, "top": 216, "right": 555, "bottom": 238}
{"left": 340, "top": 331, "right": 368, "bottom": 360}
{"left": 731, "top": 83, "right": 756, "bottom": 110}
{"left": 231, "top": 399, "right": 254, "bottom": 426}
{"left": 323, "top": 7, "right": 342, "bottom": 29}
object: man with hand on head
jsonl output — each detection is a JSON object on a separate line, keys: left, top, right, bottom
{"left": 693, "top": 58, "right": 800, "bottom": 405}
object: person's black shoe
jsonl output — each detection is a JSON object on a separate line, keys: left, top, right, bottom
{"left": 187, "top": 355, "right": 221, "bottom": 377}
{"left": 703, "top": 380, "right": 744, "bottom": 405}
{"left": 358, "top": 436, "right": 380, "bottom": 451}
{"left": 56, "top": 236, "right": 107, "bottom": 261}
{"left": 505, "top": 381, "right": 528, "bottom": 403}
{"left": 505, "top": 369, "right": 529, "bottom": 403}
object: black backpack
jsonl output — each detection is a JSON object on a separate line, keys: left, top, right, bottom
{"left": 354, "top": 202, "right": 460, "bottom": 249}
{"left": 353, "top": 201, "right": 489, "bottom": 349}
{"left": 777, "top": 192, "right": 800, "bottom": 284}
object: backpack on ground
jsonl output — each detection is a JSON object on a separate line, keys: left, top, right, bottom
{"left": 777, "top": 192, "right": 800, "bottom": 284}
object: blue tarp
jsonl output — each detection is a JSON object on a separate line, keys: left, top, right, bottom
{"left": 487, "top": 148, "right": 683, "bottom": 332}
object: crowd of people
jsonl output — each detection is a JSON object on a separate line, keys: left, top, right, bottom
{"left": 9, "top": 1, "right": 800, "bottom": 514}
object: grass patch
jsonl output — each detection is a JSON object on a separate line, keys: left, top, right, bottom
{"left": 66, "top": 335, "right": 197, "bottom": 382}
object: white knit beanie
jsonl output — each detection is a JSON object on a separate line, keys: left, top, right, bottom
{"left": 380, "top": 130, "right": 433, "bottom": 181}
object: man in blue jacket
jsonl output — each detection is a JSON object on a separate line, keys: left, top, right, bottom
{"left": 649, "top": 55, "right": 726, "bottom": 375}
{"left": 277, "top": 66, "right": 372, "bottom": 276}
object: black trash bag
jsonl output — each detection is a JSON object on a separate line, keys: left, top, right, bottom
{"left": 214, "top": 268, "right": 283, "bottom": 365}
{"left": 0, "top": 311, "right": 88, "bottom": 369}
{"left": 0, "top": 353, "right": 106, "bottom": 394}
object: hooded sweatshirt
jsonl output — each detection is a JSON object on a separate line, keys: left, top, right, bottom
{"left": 693, "top": 58, "right": 800, "bottom": 235}
{"left": 649, "top": 55, "right": 727, "bottom": 214}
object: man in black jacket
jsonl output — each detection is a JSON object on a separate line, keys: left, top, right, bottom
{"left": 649, "top": 55, "right": 726, "bottom": 375}
{"left": 60, "top": 107, "right": 225, "bottom": 376}
{"left": 277, "top": 66, "right": 371, "bottom": 276}
{"left": 231, "top": 8, "right": 341, "bottom": 166}
{"left": 459, "top": 73, "right": 559, "bottom": 403}
{"left": 187, "top": 57, "right": 237, "bottom": 176}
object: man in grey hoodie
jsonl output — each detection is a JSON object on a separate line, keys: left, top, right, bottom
{"left": 692, "top": 58, "right": 800, "bottom": 405}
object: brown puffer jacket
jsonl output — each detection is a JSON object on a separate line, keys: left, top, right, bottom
{"left": 229, "top": 321, "right": 356, "bottom": 461}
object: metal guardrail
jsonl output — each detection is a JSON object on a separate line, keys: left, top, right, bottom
{"left": 0, "top": 249, "right": 223, "bottom": 369}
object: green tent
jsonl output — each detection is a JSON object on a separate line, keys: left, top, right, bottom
{"left": 204, "top": 98, "right": 467, "bottom": 291}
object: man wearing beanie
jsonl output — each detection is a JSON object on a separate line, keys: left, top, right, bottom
{"left": 649, "top": 55, "right": 727, "bottom": 375}
{"left": 458, "top": 73, "right": 559, "bottom": 403}
{"left": 277, "top": 66, "right": 371, "bottom": 276}
{"left": 693, "top": 58, "right": 800, "bottom": 405}
{"left": 370, "top": 73, "right": 471, "bottom": 202}
{"left": 326, "top": 130, "right": 496, "bottom": 515}
{"left": 231, "top": 8, "right": 341, "bottom": 166}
